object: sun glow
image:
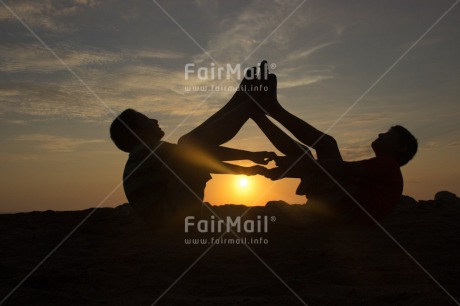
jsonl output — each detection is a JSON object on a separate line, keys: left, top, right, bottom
{"left": 204, "top": 174, "right": 306, "bottom": 206}
{"left": 239, "top": 177, "right": 249, "bottom": 188}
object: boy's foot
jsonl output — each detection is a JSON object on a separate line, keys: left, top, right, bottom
{"left": 229, "top": 66, "right": 257, "bottom": 105}
{"left": 241, "top": 68, "right": 265, "bottom": 118}
{"left": 266, "top": 73, "right": 283, "bottom": 114}
{"left": 245, "top": 61, "right": 273, "bottom": 117}
{"left": 259, "top": 61, "right": 283, "bottom": 116}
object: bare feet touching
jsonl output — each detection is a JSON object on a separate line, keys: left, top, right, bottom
{"left": 245, "top": 61, "right": 283, "bottom": 118}
{"left": 230, "top": 66, "right": 257, "bottom": 105}
{"left": 260, "top": 61, "right": 283, "bottom": 116}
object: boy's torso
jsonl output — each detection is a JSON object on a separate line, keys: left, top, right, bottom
{"left": 123, "top": 141, "right": 211, "bottom": 225}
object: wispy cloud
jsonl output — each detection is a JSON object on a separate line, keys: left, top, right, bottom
{"left": 0, "top": 43, "right": 205, "bottom": 119}
{"left": 129, "top": 49, "right": 185, "bottom": 60}
{"left": 190, "top": 0, "right": 340, "bottom": 90}
{"left": 338, "top": 135, "right": 374, "bottom": 160}
{"left": 340, "top": 144, "right": 373, "bottom": 161}
{"left": 15, "top": 134, "right": 105, "bottom": 153}
{"left": 192, "top": 0, "right": 312, "bottom": 63}
{"left": 0, "top": 80, "right": 105, "bottom": 119}
{"left": 0, "top": 44, "right": 123, "bottom": 73}
{"left": 0, "top": 54, "right": 236, "bottom": 120}
{"left": 2, "top": 119, "right": 28, "bottom": 125}
{"left": 0, "top": 0, "right": 99, "bottom": 32}
{"left": 335, "top": 112, "right": 391, "bottom": 127}
{"left": 0, "top": 0, "right": 343, "bottom": 122}
{"left": 448, "top": 141, "right": 460, "bottom": 147}
{"left": 421, "top": 141, "right": 440, "bottom": 151}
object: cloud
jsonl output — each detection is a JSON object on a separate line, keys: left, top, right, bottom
{"left": 277, "top": 67, "right": 333, "bottom": 89}
{"left": 0, "top": 41, "right": 200, "bottom": 120}
{"left": 189, "top": 0, "right": 341, "bottom": 94}
{"left": 448, "top": 141, "right": 460, "bottom": 147}
{"left": 0, "top": 0, "right": 100, "bottom": 32}
{"left": 285, "top": 42, "right": 336, "bottom": 62}
{"left": 0, "top": 80, "right": 106, "bottom": 119}
{"left": 0, "top": 44, "right": 124, "bottom": 73}
{"left": 90, "top": 63, "right": 232, "bottom": 116}
{"left": 192, "top": 0, "right": 315, "bottom": 63}
{"left": 420, "top": 141, "right": 444, "bottom": 151}
{"left": 340, "top": 145, "right": 373, "bottom": 161}
{"left": 0, "top": 58, "right": 231, "bottom": 121}
{"left": 335, "top": 112, "right": 391, "bottom": 127}
{"left": 2, "top": 119, "right": 28, "bottom": 125}
{"left": 130, "top": 49, "right": 185, "bottom": 60}
{"left": 338, "top": 136, "right": 374, "bottom": 161}
{"left": 0, "top": 152, "right": 42, "bottom": 161}
{"left": 0, "top": 0, "right": 344, "bottom": 123}
{"left": 14, "top": 134, "right": 105, "bottom": 153}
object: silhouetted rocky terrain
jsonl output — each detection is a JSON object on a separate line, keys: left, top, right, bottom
{"left": 1, "top": 191, "right": 459, "bottom": 305}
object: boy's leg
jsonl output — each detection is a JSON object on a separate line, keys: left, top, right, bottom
{"left": 259, "top": 67, "right": 342, "bottom": 161}
{"left": 179, "top": 68, "right": 258, "bottom": 146}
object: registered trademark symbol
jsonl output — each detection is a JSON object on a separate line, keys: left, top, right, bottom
{"left": 270, "top": 63, "right": 276, "bottom": 70}
{"left": 270, "top": 216, "right": 276, "bottom": 222}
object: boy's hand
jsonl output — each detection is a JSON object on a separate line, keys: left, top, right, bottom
{"left": 251, "top": 151, "right": 277, "bottom": 165}
{"left": 242, "top": 165, "right": 269, "bottom": 176}
{"left": 272, "top": 156, "right": 309, "bottom": 178}
{"left": 274, "top": 155, "right": 298, "bottom": 168}
{"left": 262, "top": 167, "right": 286, "bottom": 180}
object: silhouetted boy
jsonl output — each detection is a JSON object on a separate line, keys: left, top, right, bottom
{"left": 251, "top": 62, "right": 418, "bottom": 225}
{"left": 110, "top": 70, "right": 273, "bottom": 228}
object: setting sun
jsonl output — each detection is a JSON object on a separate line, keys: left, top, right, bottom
{"left": 239, "top": 177, "right": 249, "bottom": 188}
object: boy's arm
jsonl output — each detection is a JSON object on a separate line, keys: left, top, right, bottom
{"left": 266, "top": 157, "right": 367, "bottom": 180}
{"left": 209, "top": 161, "right": 268, "bottom": 176}
{"left": 251, "top": 113, "right": 310, "bottom": 157}
{"left": 259, "top": 64, "right": 342, "bottom": 161}
{"left": 171, "top": 144, "right": 269, "bottom": 175}
{"left": 270, "top": 107, "right": 342, "bottom": 160}
{"left": 178, "top": 143, "right": 276, "bottom": 165}
{"left": 156, "top": 142, "right": 268, "bottom": 176}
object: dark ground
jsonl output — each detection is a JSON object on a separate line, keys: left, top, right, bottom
{"left": 1, "top": 196, "right": 460, "bottom": 306}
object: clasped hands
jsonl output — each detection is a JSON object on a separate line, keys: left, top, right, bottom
{"left": 242, "top": 152, "right": 295, "bottom": 181}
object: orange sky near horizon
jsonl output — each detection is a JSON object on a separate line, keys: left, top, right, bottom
{"left": 1, "top": 127, "right": 458, "bottom": 213}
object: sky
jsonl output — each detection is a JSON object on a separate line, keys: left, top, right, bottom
{"left": 0, "top": 0, "right": 459, "bottom": 212}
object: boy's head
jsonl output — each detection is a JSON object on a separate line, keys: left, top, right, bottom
{"left": 110, "top": 109, "right": 164, "bottom": 153}
{"left": 371, "top": 125, "right": 418, "bottom": 166}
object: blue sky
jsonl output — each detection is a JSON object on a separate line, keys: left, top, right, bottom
{"left": 1, "top": 0, "right": 459, "bottom": 212}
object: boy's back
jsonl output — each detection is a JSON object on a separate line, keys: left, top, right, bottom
{"left": 300, "top": 156, "right": 403, "bottom": 225}
{"left": 123, "top": 141, "right": 211, "bottom": 227}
